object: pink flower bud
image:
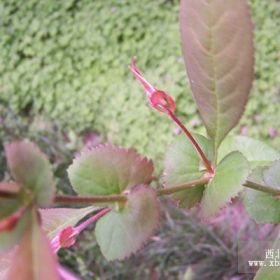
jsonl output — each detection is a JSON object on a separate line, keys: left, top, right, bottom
{"left": 129, "top": 57, "right": 176, "bottom": 114}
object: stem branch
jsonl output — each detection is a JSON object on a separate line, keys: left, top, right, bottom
{"left": 157, "top": 177, "right": 209, "bottom": 196}
{"left": 1, "top": 178, "right": 279, "bottom": 206}
{"left": 54, "top": 194, "right": 127, "bottom": 204}
{"left": 0, "top": 190, "right": 18, "bottom": 199}
{"left": 244, "top": 180, "right": 280, "bottom": 196}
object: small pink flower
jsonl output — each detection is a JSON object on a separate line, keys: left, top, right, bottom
{"left": 51, "top": 208, "right": 111, "bottom": 253}
{"left": 129, "top": 57, "right": 176, "bottom": 114}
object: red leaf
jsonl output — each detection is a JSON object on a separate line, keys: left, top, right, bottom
{"left": 180, "top": 0, "right": 254, "bottom": 150}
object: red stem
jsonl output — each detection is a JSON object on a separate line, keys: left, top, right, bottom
{"left": 75, "top": 208, "right": 111, "bottom": 233}
{"left": 167, "top": 110, "right": 214, "bottom": 174}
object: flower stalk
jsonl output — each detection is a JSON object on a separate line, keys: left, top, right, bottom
{"left": 129, "top": 57, "right": 214, "bottom": 174}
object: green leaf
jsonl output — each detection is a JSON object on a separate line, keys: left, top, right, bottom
{"left": 201, "top": 151, "right": 249, "bottom": 218}
{"left": 40, "top": 206, "right": 99, "bottom": 239}
{"left": 243, "top": 166, "right": 280, "bottom": 224}
{"left": 5, "top": 140, "right": 55, "bottom": 207}
{"left": 255, "top": 265, "right": 280, "bottom": 280}
{"left": 219, "top": 136, "right": 280, "bottom": 167}
{"left": 180, "top": 0, "right": 254, "bottom": 150}
{"left": 0, "top": 182, "right": 21, "bottom": 220}
{"left": 263, "top": 160, "right": 280, "bottom": 188}
{"left": 95, "top": 185, "right": 159, "bottom": 261}
{"left": 68, "top": 145, "right": 154, "bottom": 195}
{"left": 6, "top": 208, "right": 60, "bottom": 280}
{"left": 163, "top": 134, "right": 213, "bottom": 208}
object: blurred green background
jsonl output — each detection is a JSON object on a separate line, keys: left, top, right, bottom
{"left": 0, "top": 0, "right": 279, "bottom": 279}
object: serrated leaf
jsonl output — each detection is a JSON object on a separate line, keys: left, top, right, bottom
{"left": 201, "top": 151, "right": 249, "bottom": 218}
{"left": 263, "top": 160, "right": 280, "bottom": 189}
{"left": 163, "top": 134, "right": 213, "bottom": 208}
{"left": 219, "top": 136, "right": 280, "bottom": 167}
{"left": 6, "top": 208, "right": 60, "bottom": 280}
{"left": 0, "top": 182, "right": 21, "bottom": 220}
{"left": 68, "top": 145, "right": 154, "bottom": 195}
{"left": 243, "top": 167, "right": 280, "bottom": 224}
{"left": 95, "top": 185, "right": 159, "bottom": 261}
{"left": 5, "top": 140, "right": 55, "bottom": 207}
{"left": 0, "top": 209, "right": 30, "bottom": 252}
{"left": 180, "top": 0, "right": 254, "bottom": 150}
{"left": 40, "top": 206, "right": 99, "bottom": 240}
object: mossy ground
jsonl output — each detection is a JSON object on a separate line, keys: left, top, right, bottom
{"left": 1, "top": 0, "right": 279, "bottom": 170}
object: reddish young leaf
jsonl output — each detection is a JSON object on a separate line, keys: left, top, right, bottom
{"left": 6, "top": 209, "right": 60, "bottom": 280}
{"left": 180, "top": 0, "right": 254, "bottom": 150}
{"left": 5, "top": 140, "right": 55, "bottom": 207}
{"left": 68, "top": 145, "right": 154, "bottom": 195}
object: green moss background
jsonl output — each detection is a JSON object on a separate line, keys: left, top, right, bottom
{"left": 0, "top": 1, "right": 279, "bottom": 279}
{"left": 0, "top": 0, "right": 279, "bottom": 168}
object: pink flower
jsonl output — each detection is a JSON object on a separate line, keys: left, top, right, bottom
{"left": 51, "top": 208, "right": 111, "bottom": 253}
{"left": 129, "top": 57, "right": 176, "bottom": 114}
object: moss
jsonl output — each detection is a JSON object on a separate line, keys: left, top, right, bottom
{"left": 0, "top": 0, "right": 279, "bottom": 166}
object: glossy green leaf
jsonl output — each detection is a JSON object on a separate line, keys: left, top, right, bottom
{"left": 40, "top": 206, "right": 99, "bottom": 239}
{"left": 95, "top": 185, "right": 159, "bottom": 261}
{"left": 0, "top": 182, "right": 21, "bottom": 220}
{"left": 201, "top": 151, "right": 249, "bottom": 218}
{"left": 5, "top": 140, "right": 55, "bottom": 207}
{"left": 219, "top": 136, "right": 280, "bottom": 167}
{"left": 68, "top": 145, "right": 154, "bottom": 195}
{"left": 163, "top": 134, "right": 213, "bottom": 208}
{"left": 6, "top": 209, "right": 60, "bottom": 280}
{"left": 180, "top": 0, "right": 254, "bottom": 150}
{"left": 243, "top": 166, "right": 280, "bottom": 224}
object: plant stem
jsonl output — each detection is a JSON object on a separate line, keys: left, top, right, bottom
{"left": 167, "top": 110, "right": 214, "bottom": 174}
{"left": 1, "top": 178, "right": 279, "bottom": 206}
{"left": 0, "top": 190, "right": 18, "bottom": 199}
{"left": 54, "top": 194, "right": 127, "bottom": 204}
{"left": 244, "top": 180, "right": 280, "bottom": 196}
{"left": 54, "top": 177, "right": 210, "bottom": 205}
{"left": 75, "top": 208, "right": 111, "bottom": 233}
{"left": 157, "top": 177, "right": 209, "bottom": 196}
